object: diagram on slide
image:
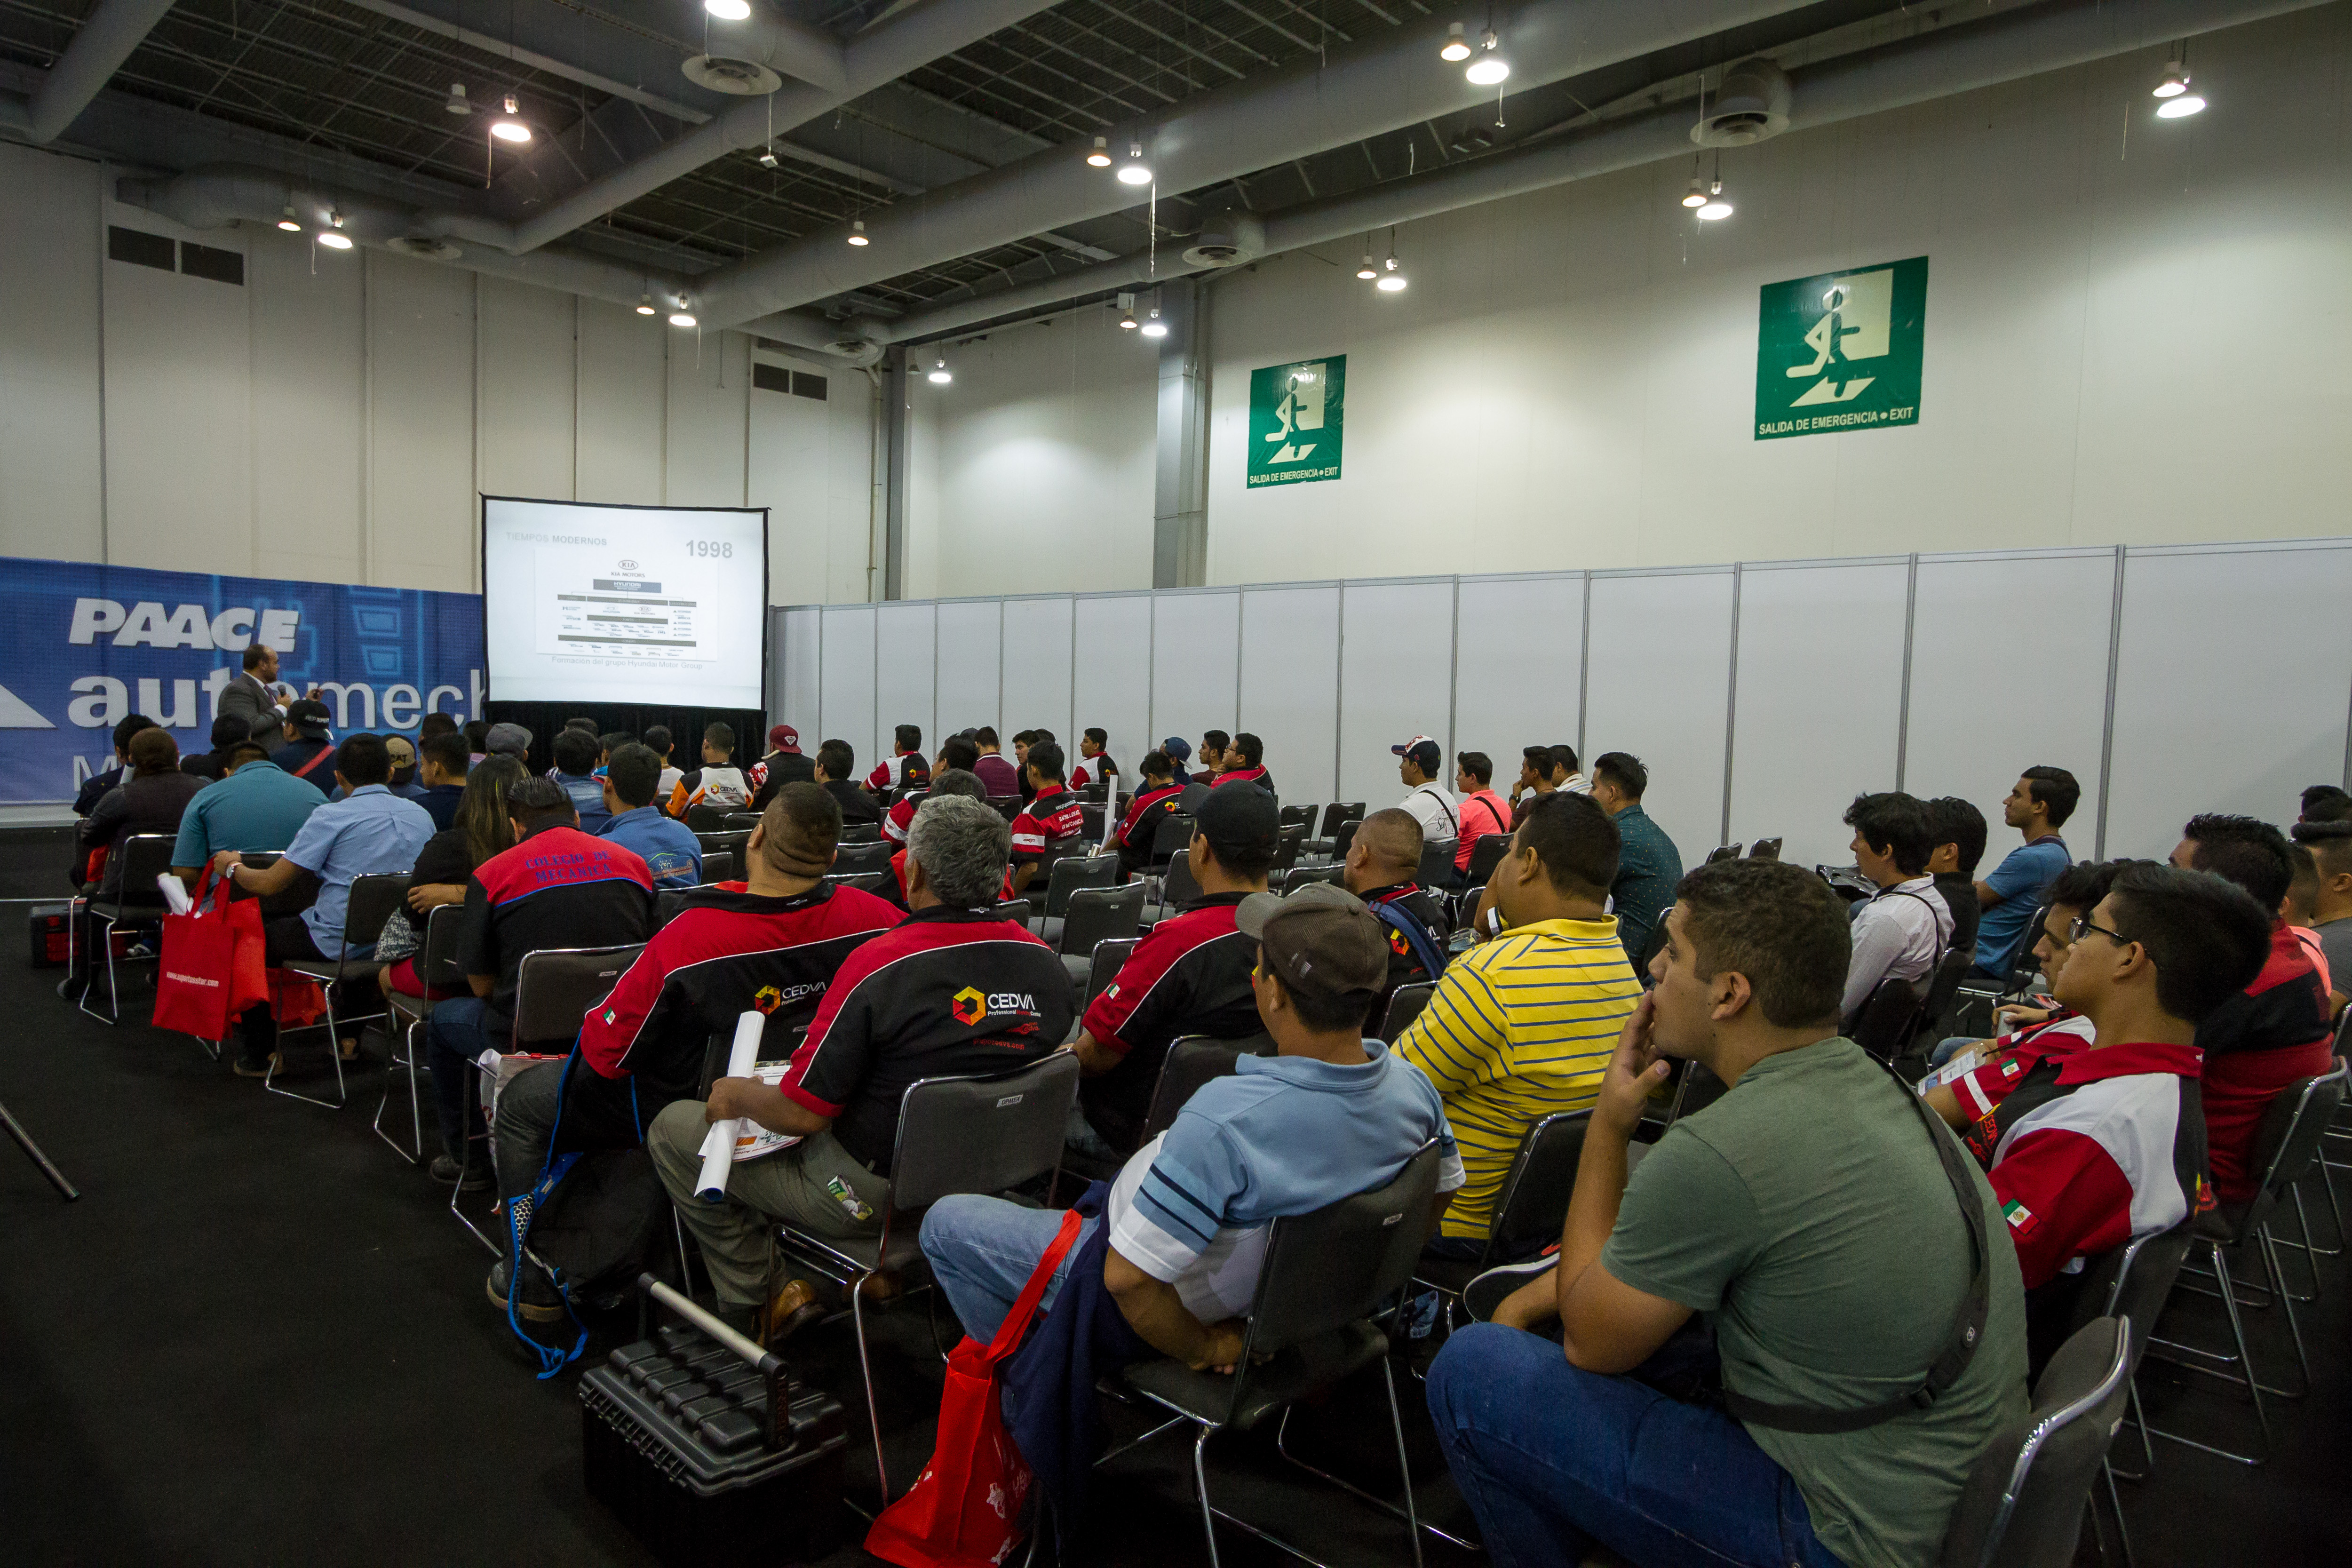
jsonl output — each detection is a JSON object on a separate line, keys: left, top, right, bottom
{"left": 538, "top": 549, "right": 720, "bottom": 662}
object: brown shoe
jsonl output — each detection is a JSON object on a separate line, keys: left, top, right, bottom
{"left": 760, "top": 1279, "right": 828, "bottom": 1345}
{"left": 232, "top": 1051, "right": 283, "bottom": 1079}
{"left": 856, "top": 1269, "right": 901, "bottom": 1305}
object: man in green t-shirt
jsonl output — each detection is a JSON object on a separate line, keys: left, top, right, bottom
{"left": 1427, "top": 858, "right": 2029, "bottom": 1568}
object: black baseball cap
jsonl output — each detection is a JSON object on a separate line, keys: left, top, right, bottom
{"left": 1194, "top": 779, "right": 1278, "bottom": 860}
{"left": 285, "top": 698, "right": 333, "bottom": 739}
{"left": 1392, "top": 734, "right": 1442, "bottom": 772}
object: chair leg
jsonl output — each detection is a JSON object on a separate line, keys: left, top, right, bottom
{"left": 1273, "top": 1397, "right": 1480, "bottom": 1552}
{"left": 2104, "top": 1461, "right": 2134, "bottom": 1568}
{"left": 77, "top": 913, "right": 119, "bottom": 1024}
{"left": 371, "top": 1019, "right": 424, "bottom": 1163}
{"left": 2148, "top": 1243, "right": 2273, "bottom": 1465}
{"left": 850, "top": 1268, "right": 891, "bottom": 1510}
{"left": 1191, "top": 1425, "right": 1223, "bottom": 1568}
{"left": 267, "top": 979, "right": 350, "bottom": 1109}
{"left": 1380, "top": 1356, "right": 1427, "bottom": 1568}
{"left": 2262, "top": 1226, "right": 2313, "bottom": 1395}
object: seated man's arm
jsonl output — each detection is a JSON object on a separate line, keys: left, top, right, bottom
{"left": 1104, "top": 1246, "right": 1245, "bottom": 1371}
{"left": 453, "top": 877, "right": 494, "bottom": 1000}
{"left": 211, "top": 849, "right": 306, "bottom": 898}
{"left": 1009, "top": 859, "right": 1039, "bottom": 895}
{"left": 1920, "top": 1082, "right": 1969, "bottom": 1129}
{"left": 1073, "top": 936, "right": 1176, "bottom": 1079}
{"left": 1070, "top": 1030, "right": 1121, "bottom": 1076}
{"left": 1973, "top": 879, "right": 2002, "bottom": 909}
{"left": 1840, "top": 907, "right": 1901, "bottom": 1022}
{"left": 1104, "top": 1111, "right": 1258, "bottom": 1371}
{"left": 467, "top": 973, "right": 494, "bottom": 999}
{"left": 1987, "top": 1130, "right": 2132, "bottom": 1291}
{"left": 708, "top": 1077, "right": 835, "bottom": 1139}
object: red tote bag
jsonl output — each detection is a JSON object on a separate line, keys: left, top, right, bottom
{"left": 153, "top": 870, "right": 247, "bottom": 1041}
{"left": 864, "top": 1208, "right": 1084, "bottom": 1568}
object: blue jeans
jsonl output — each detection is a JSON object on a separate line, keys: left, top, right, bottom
{"left": 1427, "top": 1323, "right": 1845, "bottom": 1568}
{"left": 1928, "top": 1035, "right": 1977, "bottom": 1071}
{"left": 921, "top": 1194, "right": 1099, "bottom": 1343}
{"left": 425, "top": 996, "right": 499, "bottom": 1161}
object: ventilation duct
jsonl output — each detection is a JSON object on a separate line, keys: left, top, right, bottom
{"left": 1691, "top": 57, "right": 1792, "bottom": 146}
{"left": 1181, "top": 209, "right": 1265, "bottom": 269}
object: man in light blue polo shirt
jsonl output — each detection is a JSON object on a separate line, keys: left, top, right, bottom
{"left": 1971, "top": 766, "right": 2079, "bottom": 978}
{"left": 921, "top": 881, "right": 1463, "bottom": 1353}
{"left": 209, "top": 733, "right": 435, "bottom": 1075}
{"left": 171, "top": 738, "right": 326, "bottom": 887}
{"left": 596, "top": 742, "right": 702, "bottom": 889}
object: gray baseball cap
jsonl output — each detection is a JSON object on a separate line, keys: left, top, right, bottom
{"left": 485, "top": 721, "right": 533, "bottom": 757}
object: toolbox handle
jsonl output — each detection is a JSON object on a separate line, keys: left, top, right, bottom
{"left": 636, "top": 1273, "right": 797, "bottom": 1452}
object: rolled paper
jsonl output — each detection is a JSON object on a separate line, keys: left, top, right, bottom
{"left": 693, "top": 1011, "right": 767, "bottom": 1202}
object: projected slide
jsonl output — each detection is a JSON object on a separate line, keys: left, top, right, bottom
{"left": 482, "top": 498, "right": 767, "bottom": 708}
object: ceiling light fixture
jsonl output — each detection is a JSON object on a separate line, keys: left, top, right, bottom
{"left": 2152, "top": 58, "right": 2189, "bottom": 97}
{"left": 1681, "top": 177, "right": 1709, "bottom": 209}
{"left": 1465, "top": 31, "right": 1510, "bottom": 87}
{"left": 636, "top": 294, "right": 657, "bottom": 316}
{"left": 758, "top": 146, "right": 779, "bottom": 169}
{"left": 1087, "top": 135, "right": 1112, "bottom": 168}
{"left": 1376, "top": 255, "right": 1407, "bottom": 293}
{"left": 277, "top": 203, "right": 302, "bottom": 231}
{"left": 705, "top": 0, "right": 752, "bottom": 18}
{"left": 927, "top": 357, "right": 952, "bottom": 385}
{"left": 490, "top": 93, "right": 530, "bottom": 143}
{"left": 1116, "top": 291, "right": 1138, "bottom": 329}
{"left": 444, "top": 82, "right": 472, "bottom": 115}
{"left": 1141, "top": 307, "right": 1168, "bottom": 338}
{"left": 1116, "top": 143, "right": 1152, "bottom": 185}
{"left": 1357, "top": 253, "right": 1378, "bottom": 279}
{"left": 668, "top": 296, "right": 697, "bottom": 327}
{"left": 2153, "top": 48, "right": 2205, "bottom": 117}
{"left": 1695, "top": 179, "right": 1733, "bottom": 220}
{"left": 2156, "top": 91, "right": 2206, "bottom": 119}
{"left": 317, "top": 211, "right": 353, "bottom": 250}
{"left": 1439, "top": 22, "right": 1471, "bottom": 63}
{"left": 847, "top": 219, "right": 869, "bottom": 247}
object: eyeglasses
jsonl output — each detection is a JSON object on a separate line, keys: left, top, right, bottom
{"left": 2068, "top": 913, "right": 2131, "bottom": 947}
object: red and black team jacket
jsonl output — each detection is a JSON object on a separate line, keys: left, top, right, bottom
{"left": 1113, "top": 783, "right": 1187, "bottom": 877}
{"left": 1078, "top": 891, "right": 1261, "bottom": 1151}
{"left": 1211, "top": 765, "right": 1273, "bottom": 794}
{"left": 2195, "top": 923, "right": 2335, "bottom": 1205}
{"left": 1071, "top": 756, "right": 1118, "bottom": 790}
{"left": 887, "top": 847, "right": 1013, "bottom": 908}
{"left": 459, "top": 826, "right": 654, "bottom": 1037}
{"left": 1949, "top": 1033, "right": 2212, "bottom": 1296}
{"left": 882, "top": 793, "right": 918, "bottom": 845}
{"left": 1009, "top": 784, "right": 1086, "bottom": 865}
{"left": 574, "top": 883, "right": 904, "bottom": 1115}
{"left": 864, "top": 752, "right": 931, "bottom": 795}
{"left": 777, "top": 906, "right": 1074, "bottom": 1174}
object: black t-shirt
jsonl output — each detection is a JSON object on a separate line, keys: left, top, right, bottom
{"left": 823, "top": 777, "right": 883, "bottom": 825}
{"left": 407, "top": 826, "right": 477, "bottom": 895}
{"left": 1933, "top": 872, "right": 1981, "bottom": 962}
{"left": 457, "top": 825, "right": 655, "bottom": 1038}
{"left": 181, "top": 749, "right": 234, "bottom": 782}
{"left": 1075, "top": 891, "right": 1260, "bottom": 1151}
{"left": 777, "top": 906, "right": 1074, "bottom": 1172}
{"left": 753, "top": 750, "right": 817, "bottom": 809}
{"left": 1360, "top": 881, "right": 1454, "bottom": 1005}
{"left": 273, "top": 739, "right": 338, "bottom": 796}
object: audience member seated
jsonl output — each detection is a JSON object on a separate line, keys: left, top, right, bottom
{"left": 2171, "top": 814, "right": 2336, "bottom": 1206}
{"left": 74, "top": 714, "right": 157, "bottom": 816}
{"left": 1156, "top": 734, "right": 1196, "bottom": 784}
{"left": 596, "top": 743, "right": 703, "bottom": 889}
{"left": 1393, "top": 736, "right": 1462, "bottom": 862}
{"left": 1396, "top": 793, "right": 1639, "bottom": 1257}
{"left": 1112, "top": 750, "right": 1187, "bottom": 882}
{"left": 2290, "top": 819, "right": 2352, "bottom": 1016}
{"left": 1010, "top": 731, "right": 1042, "bottom": 804}
{"left": 1588, "top": 751, "right": 1682, "bottom": 966}
{"left": 2282, "top": 842, "right": 2331, "bottom": 999}
{"left": 1430, "top": 859, "right": 2027, "bottom": 1568}
{"left": 169, "top": 736, "right": 324, "bottom": 898}
{"left": 666, "top": 723, "right": 753, "bottom": 815}
{"left": 883, "top": 736, "right": 977, "bottom": 847}
{"left": 1070, "top": 786, "right": 1273, "bottom": 1157}
{"left": 971, "top": 726, "right": 1019, "bottom": 797}
{"left": 483, "top": 721, "right": 531, "bottom": 762}
{"left": 1008, "top": 742, "right": 1085, "bottom": 895}
{"left": 647, "top": 794, "right": 1072, "bottom": 1339}
{"left": 1196, "top": 730, "right": 1230, "bottom": 783}
{"left": 1838, "top": 792, "right": 1955, "bottom": 1027}
{"left": 644, "top": 724, "right": 683, "bottom": 801}
{"left": 491, "top": 784, "right": 903, "bottom": 1322}
{"left": 1926, "top": 862, "right": 2265, "bottom": 1363}
{"left": 1508, "top": 744, "right": 1554, "bottom": 812}
{"left": 383, "top": 735, "right": 428, "bottom": 801}
{"left": 422, "top": 776, "right": 654, "bottom": 1183}
{"left": 921, "top": 883, "right": 1463, "bottom": 1378}
{"left": 1340, "top": 809, "right": 1453, "bottom": 1009}
{"left": 77, "top": 728, "right": 204, "bottom": 896}
{"left": 271, "top": 700, "right": 342, "bottom": 794}
{"left": 1549, "top": 743, "right": 1591, "bottom": 795}
{"left": 180, "top": 716, "right": 249, "bottom": 782}
{"left": 884, "top": 769, "right": 1009, "bottom": 906}
{"left": 1926, "top": 860, "right": 2121, "bottom": 1071}
{"left": 1452, "top": 751, "right": 1513, "bottom": 876}
{"left": 1971, "top": 766, "right": 2078, "bottom": 978}
{"left": 412, "top": 732, "right": 469, "bottom": 830}
{"left": 810, "top": 738, "right": 883, "bottom": 830}
{"left": 2299, "top": 784, "right": 2352, "bottom": 824}
{"left": 210, "top": 734, "right": 437, "bottom": 1076}
{"left": 1925, "top": 795, "right": 1988, "bottom": 962}
{"left": 1071, "top": 727, "right": 1118, "bottom": 791}
{"left": 549, "top": 727, "right": 612, "bottom": 833}
{"left": 1213, "top": 731, "right": 1273, "bottom": 794}
{"left": 375, "top": 755, "right": 525, "bottom": 1006}
{"left": 751, "top": 724, "right": 816, "bottom": 809}
{"left": 862, "top": 724, "right": 931, "bottom": 797}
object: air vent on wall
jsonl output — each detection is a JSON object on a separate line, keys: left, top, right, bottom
{"left": 752, "top": 362, "right": 790, "bottom": 394}
{"left": 682, "top": 56, "right": 782, "bottom": 95}
{"left": 791, "top": 372, "right": 826, "bottom": 401}
{"left": 180, "top": 242, "right": 244, "bottom": 286}
{"left": 107, "top": 225, "right": 175, "bottom": 271}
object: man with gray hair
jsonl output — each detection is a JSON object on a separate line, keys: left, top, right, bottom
{"left": 648, "top": 790, "right": 1076, "bottom": 1342}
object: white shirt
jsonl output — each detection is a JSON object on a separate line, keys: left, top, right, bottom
{"left": 1843, "top": 875, "right": 1954, "bottom": 1021}
{"left": 1399, "top": 782, "right": 1461, "bottom": 848}
{"left": 1561, "top": 772, "right": 1592, "bottom": 794}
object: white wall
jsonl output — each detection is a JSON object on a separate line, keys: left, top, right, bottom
{"left": 0, "top": 140, "right": 872, "bottom": 604}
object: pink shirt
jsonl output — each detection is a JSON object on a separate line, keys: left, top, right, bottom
{"left": 1455, "top": 789, "right": 1513, "bottom": 871}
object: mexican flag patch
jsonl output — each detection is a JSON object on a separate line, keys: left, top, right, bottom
{"left": 2002, "top": 1199, "right": 2039, "bottom": 1238}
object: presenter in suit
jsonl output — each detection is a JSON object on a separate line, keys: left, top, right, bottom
{"left": 219, "top": 645, "right": 294, "bottom": 749}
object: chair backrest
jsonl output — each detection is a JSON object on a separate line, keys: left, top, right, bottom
{"left": 989, "top": 797, "right": 1022, "bottom": 822}
{"left": 1060, "top": 883, "right": 1145, "bottom": 958}
{"left": 720, "top": 811, "right": 764, "bottom": 832}
{"left": 1465, "top": 832, "right": 1513, "bottom": 886}
{"left": 1082, "top": 937, "right": 1139, "bottom": 1014}
{"left": 342, "top": 873, "right": 410, "bottom": 949}
{"left": 1150, "top": 812, "right": 1197, "bottom": 862}
{"left": 1278, "top": 804, "right": 1314, "bottom": 834}
{"left": 889, "top": 1051, "right": 1083, "bottom": 1210}
{"left": 1042, "top": 851, "right": 1117, "bottom": 918}
{"left": 991, "top": 898, "right": 1032, "bottom": 927}
{"left": 2240, "top": 1060, "right": 2350, "bottom": 1235}
{"left": 1705, "top": 843, "right": 1742, "bottom": 864}
{"left": 1160, "top": 854, "right": 1203, "bottom": 907}
{"left": 1079, "top": 804, "right": 1107, "bottom": 841}
{"left": 1270, "top": 823, "right": 1306, "bottom": 873}
{"left": 652, "top": 887, "right": 691, "bottom": 928}
{"left": 1487, "top": 1111, "right": 1594, "bottom": 1264}
{"left": 1939, "top": 1317, "right": 2131, "bottom": 1568}
{"left": 1414, "top": 839, "right": 1457, "bottom": 888}
{"left": 2068, "top": 1222, "right": 2193, "bottom": 1380}
{"left": 1240, "top": 1141, "right": 1446, "bottom": 1366}
{"left": 1139, "top": 1033, "right": 1275, "bottom": 1143}
{"left": 694, "top": 828, "right": 751, "bottom": 859}
{"left": 1378, "top": 981, "right": 1435, "bottom": 1043}
{"left": 511, "top": 944, "right": 645, "bottom": 1046}
{"left": 1918, "top": 948, "right": 1974, "bottom": 1038}
{"left": 1317, "top": 802, "right": 1365, "bottom": 840}
{"left": 823, "top": 870, "right": 890, "bottom": 894}
{"left": 1329, "top": 817, "right": 1362, "bottom": 865}
{"left": 1994, "top": 903, "right": 2048, "bottom": 992}
{"left": 1282, "top": 863, "right": 1343, "bottom": 894}
{"left": 840, "top": 821, "right": 882, "bottom": 844}
{"left": 683, "top": 804, "right": 732, "bottom": 832}
{"left": 1851, "top": 975, "right": 1925, "bottom": 1061}
{"left": 1667, "top": 1058, "right": 1729, "bottom": 1122}
{"left": 417, "top": 900, "right": 468, "bottom": 989}
{"left": 699, "top": 850, "right": 735, "bottom": 884}
{"left": 1747, "top": 837, "right": 1783, "bottom": 861}
{"left": 832, "top": 839, "right": 896, "bottom": 876}
{"left": 107, "top": 834, "right": 180, "bottom": 910}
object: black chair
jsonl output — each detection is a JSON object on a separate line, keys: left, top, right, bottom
{"left": 1464, "top": 833, "right": 1512, "bottom": 887}
{"left": 694, "top": 828, "right": 752, "bottom": 862}
{"left": 1034, "top": 852, "right": 1119, "bottom": 941}
{"left": 773, "top": 1051, "right": 1081, "bottom": 1507}
{"left": 1278, "top": 804, "right": 1314, "bottom": 835}
{"left": 1305, "top": 802, "right": 1365, "bottom": 856}
{"left": 1664, "top": 1057, "right": 1729, "bottom": 1122}
{"left": 991, "top": 899, "right": 1033, "bottom": 928}
{"left": 1704, "top": 843, "right": 1741, "bottom": 864}
{"left": 1378, "top": 981, "right": 1435, "bottom": 1043}
{"left": 1415, "top": 1111, "right": 1591, "bottom": 1308}
{"left": 831, "top": 839, "right": 896, "bottom": 876}
{"left": 1326, "top": 817, "right": 1362, "bottom": 868}
{"left": 1156, "top": 853, "right": 1203, "bottom": 915}
{"left": 1118, "top": 1142, "right": 1446, "bottom": 1568}
{"left": 1282, "top": 863, "right": 1343, "bottom": 894}
{"left": 1149, "top": 812, "right": 1197, "bottom": 870}
{"left": 683, "top": 804, "right": 733, "bottom": 832}
{"left": 823, "top": 870, "right": 890, "bottom": 894}
{"left": 652, "top": 887, "right": 692, "bottom": 928}
{"left": 1057, "top": 884, "right": 1146, "bottom": 984}
{"left": 840, "top": 821, "right": 882, "bottom": 844}
{"left": 1850, "top": 976, "right": 1926, "bottom": 1062}
{"left": 1077, "top": 937, "right": 1139, "bottom": 1020}
{"left": 1140, "top": 1033, "right": 1276, "bottom": 1143}
{"left": 1912, "top": 948, "right": 1975, "bottom": 1051}
{"left": 1414, "top": 839, "right": 1458, "bottom": 891}
{"left": 272, "top": 872, "right": 410, "bottom": 1109}
{"left": 1747, "top": 837, "right": 1783, "bottom": 861}
{"left": 719, "top": 811, "right": 764, "bottom": 832}
{"left": 1936, "top": 1317, "right": 2133, "bottom": 1568}
{"left": 699, "top": 850, "right": 735, "bottom": 884}
{"left": 1270, "top": 823, "right": 1306, "bottom": 874}
{"left": 2070, "top": 1219, "right": 2195, "bottom": 1538}
{"left": 988, "top": 797, "right": 1022, "bottom": 823}
{"left": 376, "top": 901, "right": 463, "bottom": 1163}
{"left": 73, "top": 833, "right": 178, "bottom": 1024}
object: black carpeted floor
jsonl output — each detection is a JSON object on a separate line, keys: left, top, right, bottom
{"left": 2, "top": 881, "right": 2348, "bottom": 1565}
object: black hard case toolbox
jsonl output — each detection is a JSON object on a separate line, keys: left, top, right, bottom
{"left": 580, "top": 1277, "right": 849, "bottom": 1567}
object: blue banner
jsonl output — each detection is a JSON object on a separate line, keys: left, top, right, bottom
{"left": 0, "top": 555, "right": 484, "bottom": 804}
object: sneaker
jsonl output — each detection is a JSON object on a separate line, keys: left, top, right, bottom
{"left": 487, "top": 1258, "right": 565, "bottom": 1323}
{"left": 429, "top": 1154, "right": 496, "bottom": 1191}
{"left": 1462, "top": 1256, "right": 1559, "bottom": 1326}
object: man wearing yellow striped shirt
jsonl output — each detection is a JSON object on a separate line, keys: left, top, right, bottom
{"left": 1396, "top": 791, "right": 1644, "bottom": 1256}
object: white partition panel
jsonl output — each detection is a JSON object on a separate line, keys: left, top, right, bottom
{"left": 1454, "top": 573, "right": 1583, "bottom": 774}
{"left": 933, "top": 599, "right": 1003, "bottom": 738}
{"left": 1001, "top": 595, "right": 1076, "bottom": 744}
{"left": 1584, "top": 569, "right": 1735, "bottom": 861}
{"left": 1150, "top": 589, "right": 1241, "bottom": 764}
{"left": 817, "top": 605, "right": 878, "bottom": 766}
{"left": 776, "top": 608, "right": 821, "bottom": 737}
{"left": 2105, "top": 541, "right": 2352, "bottom": 856}
{"left": 1906, "top": 549, "right": 2116, "bottom": 831}
{"left": 1241, "top": 584, "right": 1342, "bottom": 808}
{"left": 1338, "top": 579, "right": 1456, "bottom": 810}
{"left": 1728, "top": 559, "right": 1911, "bottom": 869}
{"left": 1072, "top": 593, "right": 1154, "bottom": 773}
{"left": 874, "top": 602, "right": 938, "bottom": 759}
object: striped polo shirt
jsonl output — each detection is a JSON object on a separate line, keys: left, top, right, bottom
{"left": 1393, "top": 915, "right": 1642, "bottom": 1239}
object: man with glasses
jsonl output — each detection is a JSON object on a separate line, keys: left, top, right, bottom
{"left": 1924, "top": 864, "right": 2269, "bottom": 1363}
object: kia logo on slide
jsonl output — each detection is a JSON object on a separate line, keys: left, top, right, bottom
{"left": 617, "top": 559, "right": 638, "bottom": 570}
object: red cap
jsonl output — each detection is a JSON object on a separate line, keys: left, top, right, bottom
{"left": 769, "top": 724, "right": 801, "bottom": 754}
